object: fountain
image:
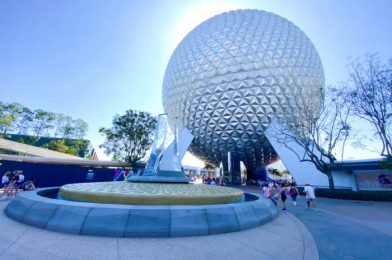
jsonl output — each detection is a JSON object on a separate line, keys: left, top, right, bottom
{"left": 4, "top": 115, "right": 277, "bottom": 237}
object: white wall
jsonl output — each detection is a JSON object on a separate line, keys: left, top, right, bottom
{"left": 265, "top": 122, "right": 329, "bottom": 187}
{"left": 332, "top": 170, "right": 356, "bottom": 190}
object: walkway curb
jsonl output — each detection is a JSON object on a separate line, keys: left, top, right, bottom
{"left": 286, "top": 212, "right": 319, "bottom": 260}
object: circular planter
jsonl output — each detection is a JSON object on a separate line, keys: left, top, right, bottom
{"left": 5, "top": 188, "right": 278, "bottom": 237}
{"left": 59, "top": 182, "right": 244, "bottom": 205}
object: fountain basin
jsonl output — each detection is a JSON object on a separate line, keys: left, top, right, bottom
{"left": 5, "top": 187, "right": 278, "bottom": 237}
{"left": 59, "top": 182, "right": 244, "bottom": 205}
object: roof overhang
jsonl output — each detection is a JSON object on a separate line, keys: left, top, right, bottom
{"left": 0, "top": 138, "right": 81, "bottom": 159}
{"left": 0, "top": 154, "right": 129, "bottom": 168}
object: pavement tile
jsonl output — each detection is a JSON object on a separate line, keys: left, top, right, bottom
{"left": 2, "top": 226, "right": 118, "bottom": 260}
{"left": 0, "top": 195, "right": 314, "bottom": 260}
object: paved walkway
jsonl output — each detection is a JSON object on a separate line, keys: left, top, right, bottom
{"left": 2, "top": 187, "right": 391, "bottom": 260}
{"left": 0, "top": 199, "right": 317, "bottom": 260}
{"left": 241, "top": 186, "right": 392, "bottom": 260}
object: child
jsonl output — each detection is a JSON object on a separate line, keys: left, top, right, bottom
{"left": 288, "top": 185, "right": 299, "bottom": 205}
{"left": 279, "top": 185, "right": 288, "bottom": 210}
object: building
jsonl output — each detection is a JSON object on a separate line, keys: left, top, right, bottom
{"left": 162, "top": 9, "right": 324, "bottom": 184}
{"left": 0, "top": 137, "right": 128, "bottom": 187}
{"left": 332, "top": 159, "right": 392, "bottom": 191}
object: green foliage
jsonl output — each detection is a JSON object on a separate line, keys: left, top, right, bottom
{"left": 10, "top": 135, "right": 89, "bottom": 157}
{"left": 0, "top": 102, "right": 22, "bottom": 135}
{"left": 269, "top": 168, "right": 284, "bottom": 177}
{"left": 43, "top": 140, "right": 77, "bottom": 155}
{"left": 204, "top": 162, "right": 216, "bottom": 175}
{"left": 0, "top": 101, "right": 88, "bottom": 139}
{"left": 74, "top": 119, "right": 88, "bottom": 139}
{"left": 99, "top": 110, "right": 157, "bottom": 167}
{"left": 16, "top": 136, "right": 41, "bottom": 145}
{"left": 64, "top": 139, "right": 89, "bottom": 157}
{"left": 381, "top": 155, "right": 392, "bottom": 171}
{"left": 204, "top": 163, "right": 216, "bottom": 170}
{"left": 31, "top": 109, "right": 56, "bottom": 137}
{"left": 16, "top": 107, "right": 33, "bottom": 134}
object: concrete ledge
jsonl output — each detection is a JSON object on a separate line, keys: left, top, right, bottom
{"left": 4, "top": 196, "right": 35, "bottom": 222}
{"left": 4, "top": 188, "right": 278, "bottom": 238}
{"left": 170, "top": 208, "right": 209, "bottom": 237}
{"left": 22, "top": 202, "right": 58, "bottom": 228}
{"left": 206, "top": 207, "right": 240, "bottom": 234}
{"left": 125, "top": 208, "right": 171, "bottom": 237}
{"left": 81, "top": 208, "right": 130, "bottom": 237}
{"left": 46, "top": 205, "right": 90, "bottom": 234}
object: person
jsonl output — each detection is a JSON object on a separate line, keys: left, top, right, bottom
{"left": 209, "top": 178, "right": 216, "bottom": 185}
{"left": 4, "top": 176, "right": 17, "bottom": 199}
{"left": 279, "top": 185, "right": 288, "bottom": 210}
{"left": 17, "top": 170, "right": 25, "bottom": 184}
{"left": 288, "top": 185, "right": 299, "bottom": 205}
{"left": 263, "top": 185, "right": 270, "bottom": 199}
{"left": 22, "top": 179, "right": 36, "bottom": 191}
{"left": 1, "top": 171, "right": 10, "bottom": 188}
{"left": 0, "top": 171, "right": 11, "bottom": 199}
{"left": 14, "top": 171, "right": 25, "bottom": 196}
{"left": 269, "top": 185, "right": 279, "bottom": 206}
{"left": 304, "top": 184, "right": 317, "bottom": 210}
{"left": 123, "top": 168, "right": 130, "bottom": 182}
{"left": 16, "top": 170, "right": 25, "bottom": 185}
{"left": 262, "top": 184, "right": 268, "bottom": 197}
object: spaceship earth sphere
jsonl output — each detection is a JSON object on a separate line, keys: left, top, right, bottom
{"left": 162, "top": 9, "right": 324, "bottom": 168}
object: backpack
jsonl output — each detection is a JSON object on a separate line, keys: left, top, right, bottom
{"left": 290, "top": 187, "right": 298, "bottom": 195}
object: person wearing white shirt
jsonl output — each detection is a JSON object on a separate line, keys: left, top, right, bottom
{"left": 304, "top": 184, "right": 317, "bottom": 210}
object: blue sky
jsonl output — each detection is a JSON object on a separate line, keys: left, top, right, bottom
{"left": 1, "top": 0, "right": 391, "bottom": 164}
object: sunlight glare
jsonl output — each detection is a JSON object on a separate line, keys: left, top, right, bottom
{"left": 170, "top": 1, "right": 241, "bottom": 48}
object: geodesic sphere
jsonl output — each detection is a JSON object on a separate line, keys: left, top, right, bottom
{"left": 162, "top": 9, "right": 324, "bottom": 167}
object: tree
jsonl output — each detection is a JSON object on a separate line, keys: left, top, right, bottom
{"left": 381, "top": 155, "right": 392, "bottom": 170}
{"left": 0, "top": 102, "right": 22, "bottom": 135}
{"left": 31, "top": 109, "right": 56, "bottom": 137}
{"left": 73, "top": 118, "right": 88, "bottom": 139}
{"left": 54, "top": 113, "right": 67, "bottom": 137}
{"left": 269, "top": 168, "right": 283, "bottom": 178}
{"left": 270, "top": 86, "right": 352, "bottom": 190}
{"left": 57, "top": 116, "right": 75, "bottom": 139}
{"left": 204, "top": 162, "right": 216, "bottom": 176}
{"left": 0, "top": 101, "right": 89, "bottom": 142}
{"left": 64, "top": 139, "right": 89, "bottom": 157}
{"left": 16, "top": 106, "right": 34, "bottom": 135}
{"left": 99, "top": 110, "right": 157, "bottom": 167}
{"left": 347, "top": 54, "right": 392, "bottom": 156}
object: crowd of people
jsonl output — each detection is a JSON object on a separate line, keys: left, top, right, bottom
{"left": 202, "top": 175, "right": 225, "bottom": 186}
{"left": 0, "top": 170, "right": 36, "bottom": 200}
{"left": 0, "top": 168, "right": 319, "bottom": 210}
{"left": 261, "top": 180, "right": 317, "bottom": 211}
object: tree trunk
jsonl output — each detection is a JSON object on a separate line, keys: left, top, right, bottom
{"left": 327, "top": 172, "right": 335, "bottom": 190}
